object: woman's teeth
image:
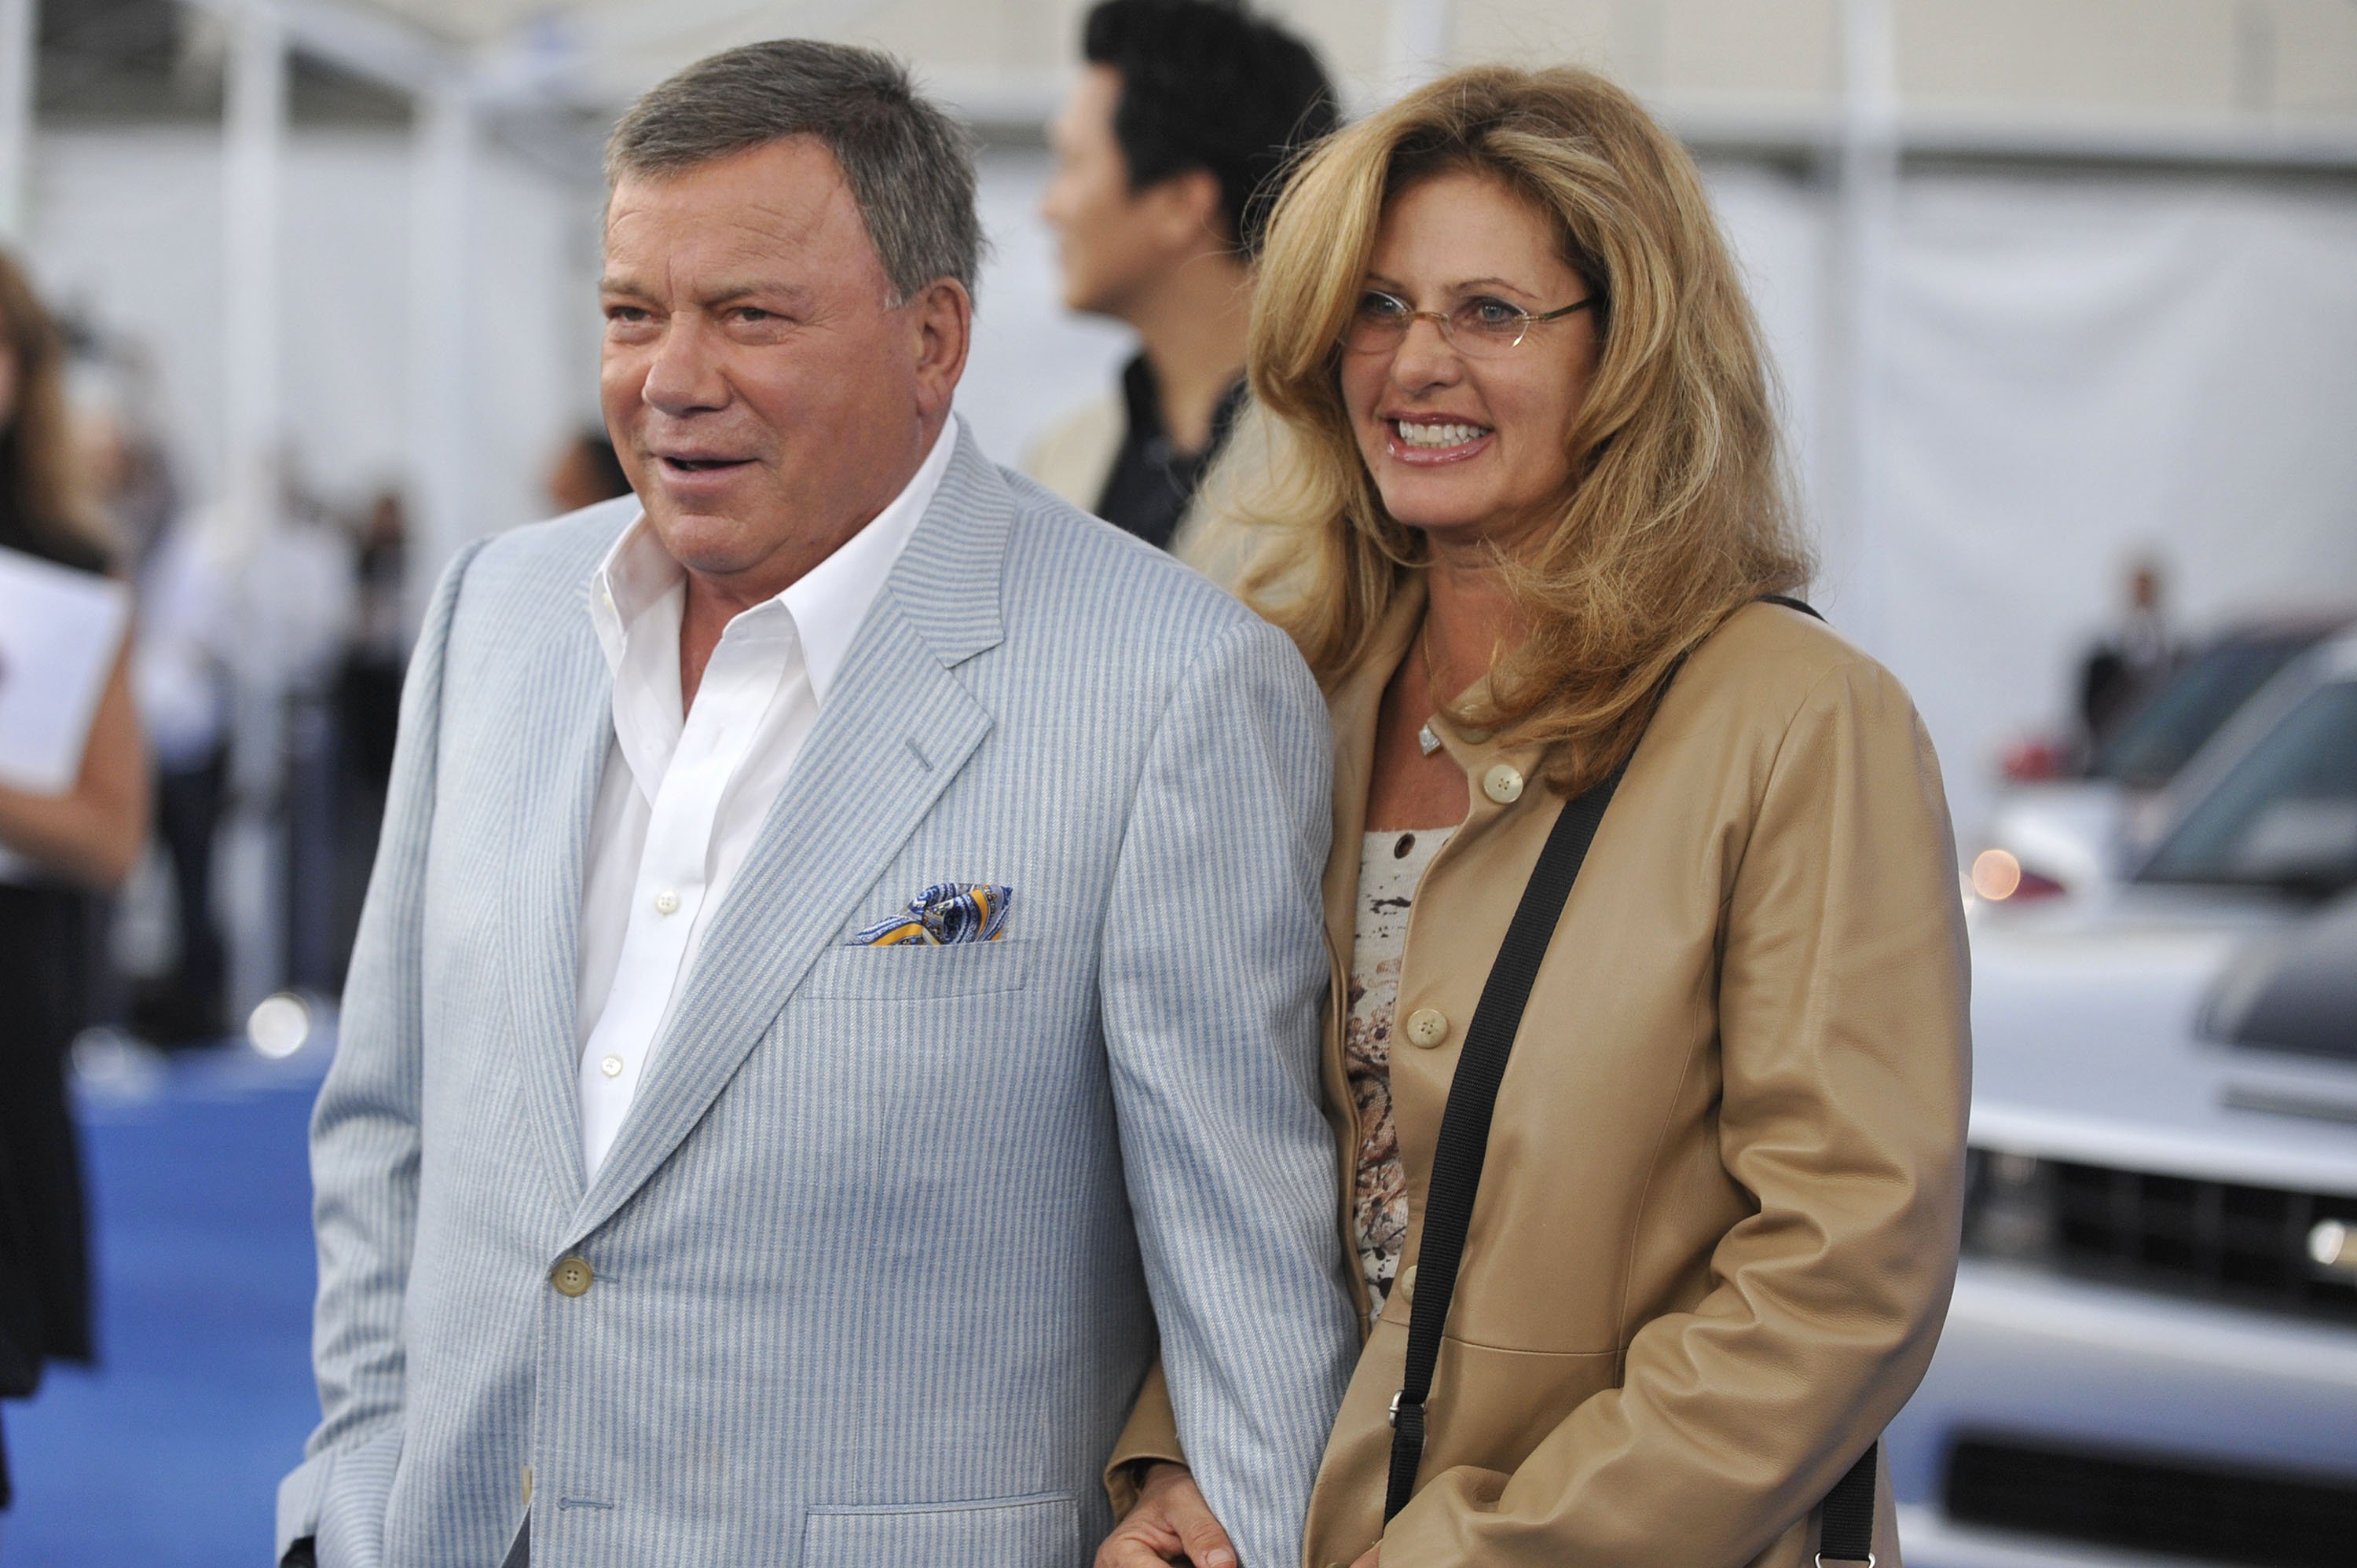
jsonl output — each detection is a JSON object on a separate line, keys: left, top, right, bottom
{"left": 1395, "top": 419, "right": 1489, "bottom": 449}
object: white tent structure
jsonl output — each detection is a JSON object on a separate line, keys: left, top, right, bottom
{"left": 5, "top": 1, "right": 2355, "bottom": 1006}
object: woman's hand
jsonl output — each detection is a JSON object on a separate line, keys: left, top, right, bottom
{"left": 1347, "top": 1549, "right": 1380, "bottom": 1568}
{"left": 1094, "top": 1462, "right": 1238, "bottom": 1568}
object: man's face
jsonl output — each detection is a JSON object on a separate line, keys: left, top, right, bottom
{"left": 1041, "top": 65, "right": 1198, "bottom": 319}
{"left": 600, "top": 137, "right": 959, "bottom": 596}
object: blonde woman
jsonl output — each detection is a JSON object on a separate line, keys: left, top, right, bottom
{"left": 1104, "top": 67, "right": 1967, "bottom": 1568}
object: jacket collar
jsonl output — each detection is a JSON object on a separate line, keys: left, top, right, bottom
{"left": 1321, "top": 573, "right": 1558, "bottom": 967}
{"left": 1323, "top": 581, "right": 1422, "bottom": 965}
{"left": 877, "top": 419, "right": 1010, "bottom": 670}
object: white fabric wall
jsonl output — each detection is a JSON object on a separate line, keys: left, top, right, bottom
{"left": 25, "top": 133, "right": 2357, "bottom": 843}
{"left": 28, "top": 126, "right": 593, "bottom": 558}
{"left": 1812, "top": 170, "right": 2357, "bottom": 833}
{"left": 1589, "top": 160, "right": 2357, "bottom": 837}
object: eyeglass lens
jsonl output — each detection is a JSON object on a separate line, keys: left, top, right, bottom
{"left": 1344, "top": 292, "right": 1538, "bottom": 357}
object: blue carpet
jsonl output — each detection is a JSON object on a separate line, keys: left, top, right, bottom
{"left": 4, "top": 1042, "right": 328, "bottom": 1566}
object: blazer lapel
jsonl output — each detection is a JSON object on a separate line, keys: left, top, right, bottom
{"left": 501, "top": 610, "right": 614, "bottom": 1210}
{"left": 563, "top": 425, "right": 1011, "bottom": 1246}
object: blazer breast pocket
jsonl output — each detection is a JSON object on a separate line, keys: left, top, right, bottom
{"left": 797, "top": 936, "right": 1034, "bottom": 1002}
{"left": 800, "top": 1490, "right": 1076, "bottom": 1566}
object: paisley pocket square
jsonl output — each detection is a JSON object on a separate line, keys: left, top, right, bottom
{"left": 852, "top": 881, "right": 1014, "bottom": 946}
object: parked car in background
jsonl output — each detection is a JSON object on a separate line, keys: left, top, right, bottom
{"left": 1894, "top": 631, "right": 2357, "bottom": 1568}
{"left": 1973, "top": 612, "right": 2351, "bottom": 905}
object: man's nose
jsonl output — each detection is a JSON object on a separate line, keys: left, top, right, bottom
{"left": 640, "top": 317, "right": 729, "bottom": 416}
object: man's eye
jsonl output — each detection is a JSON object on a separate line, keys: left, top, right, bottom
{"left": 729, "top": 307, "right": 775, "bottom": 324}
{"left": 605, "top": 305, "right": 649, "bottom": 324}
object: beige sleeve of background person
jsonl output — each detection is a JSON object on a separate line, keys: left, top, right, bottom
{"left": 1021, "top": 392, "right": 1124, "bottom": 514}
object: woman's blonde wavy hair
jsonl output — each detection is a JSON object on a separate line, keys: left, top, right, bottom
{"left": 1222, "top": 64, "right": 1811, "bottom": 794}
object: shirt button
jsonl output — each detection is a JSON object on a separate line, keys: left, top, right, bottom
{"left": 550, "top": 1255, "right": 594, "bottom": 1298}
{"left": 599, "top": 1054, "right": 624, "bottom": 1079}
{"left": 653, "top": 889, "right": 680, "bottom": 916}
{"left": 1483, "top": 764, "right": 1524, "bottom": 804}
{"left": 1405, "top": 1008, "right": 1449, "bottom": 1049}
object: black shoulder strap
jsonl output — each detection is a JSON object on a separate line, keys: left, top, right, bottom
{"left": 1382, "top": 750, "right": 1630, "bottom": 1522}
{"left": 1383, "top": 592, "right": 1880, "bottom": 1564}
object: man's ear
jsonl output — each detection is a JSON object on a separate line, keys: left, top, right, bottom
{"left": 1145, "top": 167, "right": 1231, "bottom": 255}
{"left": 907, "top": 277, "right": 973, "bottom": 421}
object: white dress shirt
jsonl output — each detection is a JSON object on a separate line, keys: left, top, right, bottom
{"left": 574, "top": 418, "right": 956, "bottom": 1179}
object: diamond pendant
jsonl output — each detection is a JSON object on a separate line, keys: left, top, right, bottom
{"left": 1417, "top": 721, "right": 1442, "bottom": 757}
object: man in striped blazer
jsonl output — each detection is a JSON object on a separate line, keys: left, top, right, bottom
{"left": 277, "top": 39, "right": 1357, "bottom": 1568}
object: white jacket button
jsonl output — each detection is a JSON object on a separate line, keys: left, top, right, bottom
{"left": 1406, "top": 1008, "right": 1449, "bottom": 1048}
{"left": 1483, "top": 764, "right": 1524, "bottom": 804}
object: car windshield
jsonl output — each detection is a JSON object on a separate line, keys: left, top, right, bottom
{"left": 2139, "top": 680, "right": 2357, "bottom": 894}
{"left": 2091, "top": 637, "right": 2313, "bottom": 788}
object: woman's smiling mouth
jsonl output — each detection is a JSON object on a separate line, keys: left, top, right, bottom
{"left": 1385, "top": 416, "right": 1494, "bottom": 463}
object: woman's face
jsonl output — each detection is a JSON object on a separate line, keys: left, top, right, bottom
{"left": 1340, "top": 170, "right": 1598, "bottom": 552}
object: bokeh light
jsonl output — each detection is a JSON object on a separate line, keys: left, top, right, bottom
{"left": 1971, "top": 848, "right": 2025, "bottom": 902}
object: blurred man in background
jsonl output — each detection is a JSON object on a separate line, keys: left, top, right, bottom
{"left": 2080, "top": 553, "right": 2179, "bottom": 750}
{"left": 1029, "top": 0, "right": 1334, "bottom": 550}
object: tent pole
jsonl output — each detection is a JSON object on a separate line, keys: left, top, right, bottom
{"left": 222, "top": 0, "right": 287, "bottom": 559}
{"left": 0, "top": 0, "right": 34, "bottom": 243}
{"left": 218, "top": 0, "right": 290, "bottom": 1014}
{"left": 1823, "top": 0, "right": 1899, "bottom": 654}
{"left": 407, "top": 82, "right": 475, "bottom": 626}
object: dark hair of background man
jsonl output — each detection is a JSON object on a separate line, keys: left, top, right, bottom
{"left": 1083, "top": 0, "right": 1338, "bottom": 258}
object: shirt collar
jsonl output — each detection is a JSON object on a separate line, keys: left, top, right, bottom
{"left": 587, "top": 414, "right": 960, "bottom": 702}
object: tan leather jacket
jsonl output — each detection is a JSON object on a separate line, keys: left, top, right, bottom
{"left": 1116, "top": 584, "right": 1970, "bottom": 1568}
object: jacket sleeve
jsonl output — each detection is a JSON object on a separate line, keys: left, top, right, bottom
{"left": 1098, "top": 614, "right": 1361, "bottom": 1568}
{"left": 1102, "top": 1358, "right": 1186, "bottom": 1516}
{"left": 1383, "top": 658, "right": 1972, "bottom": 1567}
{"left": 277, "top": 540, "right": 484, "bottom": 1563}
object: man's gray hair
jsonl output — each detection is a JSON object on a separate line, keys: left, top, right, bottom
{"left": 607, "top": 38, "right": 983, "bottom": 304}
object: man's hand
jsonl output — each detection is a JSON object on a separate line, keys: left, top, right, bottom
{"left": 1095, "top": 1462, "right": 1239, "bottom": 1568}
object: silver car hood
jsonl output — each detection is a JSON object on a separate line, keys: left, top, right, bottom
{"left": 1967, "top": 887, "right": 2357, "bottom": 1196}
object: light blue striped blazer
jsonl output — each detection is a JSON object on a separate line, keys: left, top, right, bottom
{"left": 280, "top": 427, "right": 1359, "bottom": 1567}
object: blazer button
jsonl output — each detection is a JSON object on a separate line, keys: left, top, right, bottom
{"left": 1405, "top": 1008, "right": 1449, "bottom": 1049}
{"left": 1483, "top": 764, "right": 1524, "bottom": 804}
{"left": 1399, "top": 1263, "right": 1417, "bottom": 1300}
{"left": 551, "top": 1255, "right": 594, "bottom": 1297}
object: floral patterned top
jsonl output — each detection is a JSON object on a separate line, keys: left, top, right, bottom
{"left": 1346, "top": 825, "right": 1454, "bottom": 1321}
